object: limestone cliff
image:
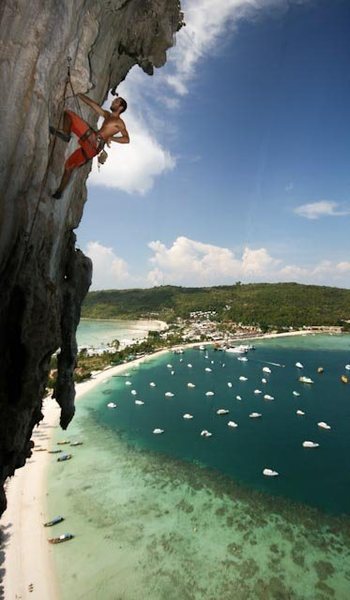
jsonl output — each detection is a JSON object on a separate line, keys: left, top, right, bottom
{"left": 0, "top": 0, "right": 183, "bottom": 515}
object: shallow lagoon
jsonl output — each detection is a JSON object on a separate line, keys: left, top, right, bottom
{"left": 48, "top": 335, "right": 350, "bottom": 599}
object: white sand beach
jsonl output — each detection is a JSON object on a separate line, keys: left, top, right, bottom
{"left": 0, "top": 328, "right": 330, "bottom": 598}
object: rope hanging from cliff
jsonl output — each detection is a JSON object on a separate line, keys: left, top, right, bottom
{"left": 24, "top": 58, "right": 82, "bottom": 257}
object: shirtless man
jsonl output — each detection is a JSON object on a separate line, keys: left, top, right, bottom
{"left": 51, "top": 93, "right": 130, "bottom": 199}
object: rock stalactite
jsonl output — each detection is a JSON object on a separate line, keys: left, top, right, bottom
{"left": 0, "top": 0, "right": 183, "bottom": 515}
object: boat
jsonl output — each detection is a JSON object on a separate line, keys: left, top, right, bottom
{"left": 254, "top": 389, "right": 262, "bottom": 394}
{"left": 341, "top": 375, "right": 348, "bottom": 384}
{"left": 149, "top": 382, "right": 156, "bottom": 387}
{"left": 205, "top": 367, "right": 212, "bottom": 372}
{"left": 57, "top": 454, "right": 72, "bottom": 462}
{"left": 318, "top": 421, "right": 331, "bottom": 430}
{"left": 299, "top": 376, "right": 314, "bottom": 384}
{"left": 125, "top": 381, "right": 132, "bottom": 386}
{"left": 227, "top": 382, "right": 233, "bottom": 388}
{"left": 131, "top": 390, "right": 137, "bottom": 395}
{"left": 48, "top": 449, "right": 62, "bottom": 454}
{"left": 199, "top": 345, "right": 206, "bottom": 351}
{"left": 44, "top": 516, "right": 64, "bottom": 527}
{"left": 261, "top": 378, "right": 267, "bottom": 384}
{"left": 200, "top": 430, "right": 212, "bottom": 437}
{"left": 187, "top": 382, "right": 196, "bottom": 388}
{"left": 226, "top": 346, "right": 248, "bottom": 354}
{"left": 216, "top": 409, "right": 229, "bottom": 415}
{"left": 171, "top": 370, "right": 175, "bottom": 375}
{"left": 296, "top": 410, "right": 305, "bottom": 416}
{"left": 205, "top": 391, "right": 214, "bottom": 396}
{"left": 262, "top": 367, "right": 271, "bottom": 374}
{"left": 165, "top": 392, "right": 174, "bottom": 397}
{"left": 345, "top": 364, "right": 350, "bottom": 371}
{"left": 239, "top": 376, "right": 248, "bottom": 381}
{"left": 48, "top": 533, "right": 74, "bottom": 544}
{"left": 70, "top": 441, "right": 83, "bottom": 446}
{"left": 295, "top": 362, "right": 304, "bottom": 369}
{"left": 135, "top": 400, "right": 144, "bottom": 405}
{"left": 249, "top": 412, "right": 262, "bottom": 418}
{"left": 237, "top": 356, "right": 248, "bottom": 362}
{"left": 166, "top": 364, "right": 173, "bottom": 368}
{"left": 263, "top": 468, "right": 279, "bottom": 477}
{"left": 57, "top": 440, "right": 70, "bottom": 445}
{"left": 263, "top": 394, "right": 274, "bottom": 401}
{"left": 187, "top": 363, "right": 193, "bottom": 368}
{"left": 183, "top": 413, "right": 193, "bottom": 419}
{"left": 107, "top": 402, "right": 117, "bottom": 408}
{"left": 153, "top": 428, "right": 164, "bottom": 434}
{"left": 317, "top": 367, "right": 324, "bottom": 374}
{"left": 236, "top": 395, "right": 242, "bottom": 401}
{"left": 227, "top": 421, "right": 238, "bottom": 428}
{"left": 302, "top": 441, "right": 319, "bottom": 448}
{"left": 174, "top": 348, "right": 184, "bottom": 354}
{"left": 263, "top": 469, "right": 279, "bottom": 477}
{"left": 34, "top": 448, "right": 47, "bottom": 452}
{"left": 292, "top": 391, "right": 300, "bottom": 397}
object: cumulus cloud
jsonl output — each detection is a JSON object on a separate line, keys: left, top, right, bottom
{"left": 88, "top": 106, "right": 175, "bottom": 195}
{"left": 147, "top": 236, "right": 280, "bottom": 286}
{"left": 294, "top": 201, "right": 350, "bottom": 220}
{"left": 85, "top": 241, "right": 133, "bottom": 290}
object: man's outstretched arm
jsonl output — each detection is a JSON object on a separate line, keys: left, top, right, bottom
{"left": 78, "top": 93, "right": 107, "bottom": 118}
{"left": 110, "top": 124, "right": 130, "bottom": 144}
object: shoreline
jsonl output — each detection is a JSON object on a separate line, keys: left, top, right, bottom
{"left": 0, "top": 328, "right": 344, "bottom": 598}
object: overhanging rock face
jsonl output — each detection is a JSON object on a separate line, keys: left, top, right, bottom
{"left": 0, "top": 0, "right": 183, "bottom": 515}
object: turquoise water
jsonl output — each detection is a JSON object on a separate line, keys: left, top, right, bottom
{"left": 47, "top": 335, "right": 350, "bottom": 599}
{"left": 77, "top": 318, "right": 162, "bottom": 347}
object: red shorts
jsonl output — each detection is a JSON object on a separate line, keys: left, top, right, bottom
{"left": 64, "top": 110, "right": 103, "bottom": 170}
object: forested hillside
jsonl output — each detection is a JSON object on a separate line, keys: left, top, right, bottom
{"left": 81, "top": 283, "right": 350, "bottom": 328}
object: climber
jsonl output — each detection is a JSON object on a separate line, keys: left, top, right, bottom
{"left": 51, "top": 93, "right": 129, "bottom": 199}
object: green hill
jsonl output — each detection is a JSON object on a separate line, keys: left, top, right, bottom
{"left": 81, "top": 283, "right": 350, "bottom": 328}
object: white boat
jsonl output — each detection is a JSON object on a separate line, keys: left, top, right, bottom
{"left": 125, "top": 381, "right": 132, "bottom": 386}
{"left": 216, "top": 408, "right": 229, "bottom": 415}
{"left": 296, "top": 410, "right": 305, "bottom": 416}
{"left": 153, "top": 428, "right": 164, "bottom": 434}
{"left": 199, "top": 345, "right": 206, "bottom": 351}
{"left": 263, "top": 468, "right": 279, "bottom": 477}
{"left": 318, "top": 421, "right": 331, "bottom": 430}
{"left": 227, "top": 421, "right": 238, "bottom": 428}
{"left": 345, "top": 364, "right": 350, "bottom": 371}
{"left": 236, "top": 395, "right": 242, "bottom": 401}
{"left": 131, "top": 390, "right": 137, "bottom": 395}
{"left": 165, "top": 392, "right": 174, "bottom": 397}
{"left": 261, "top": 378, "right": 267, "bottom": 384}
{"left": 183, "top": 413, "right": 193, "bottom": 419}
{"left": 237, "top": 356, "right": 248, "bottom": 362}
{"left": 166, "top": 364, "right": 173, "bottom": 368}
{"left": 299, "top": 376, "right": 314, "bottom": 384}
{"left": 227, "top": 382, "right": 233, "bottom": 388}
{"left": 149, "top": 382, "right": 156, "bottom": 387}
{"left": 200, "top": 430, "right": 212, "bottom": 438}
{"left": 205, "top": 391, "right": 214, "bottom": 396}
{"left": 239, "top": 376, "right": 248, "bottom": 381}
{"left": 226, "top": 346, "right": 248, "bottom": 354}
{"left": 135, "top": 400, "right": 144, "bottom": 405}
{"left": 292, "top": 391, "right": 300, "bottom": 397}
{"left": 249, "top": 412, "right": 262, "bottom": 418}
{"left": 205, "top": 367, "right": 212, "bottom": 372}
{"left": 187, "top": 382, "right": 196, "bottom": 388}
{"left": 254, "top": 389, "right": 262, "bottom": 394}
{"left": 262, "top": 367, "right": 271, "bottom": 374}
{"left": 171, "top": 370, "right": 175, "bottom": 375}
{"left": 187, "top": 363, "right": 193, "bottom": 368}
{"left": 263, "top": 394, "right": 274, "bottom": 401}
{"left": 295, "top": 362, "right": 304, "bottom": 369}
{"left": 107, "top": 402, "right": 117, "bottom": 408}
{"left": 302, "top": 441, "right": 319, "bottom": 448}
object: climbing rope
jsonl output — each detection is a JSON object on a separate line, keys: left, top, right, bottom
{"left": 24, "top": 57, "right": 79, "bottom": 258}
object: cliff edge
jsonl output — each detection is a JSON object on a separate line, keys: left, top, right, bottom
{"left": 0, "top": 0, "right": 183, "bottom": 515}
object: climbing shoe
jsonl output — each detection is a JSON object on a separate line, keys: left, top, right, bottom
{"left": 49, "top": 126, "right": 71, "bottom": 143}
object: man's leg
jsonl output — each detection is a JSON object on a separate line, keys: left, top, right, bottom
{"left": 52, "top": 167, "right": 73, "bottom": 199}
{"left": 52, "top": 147, "right": 86, "bottom": 199}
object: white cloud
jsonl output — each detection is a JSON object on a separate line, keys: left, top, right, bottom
{"left": 294, "top": 201, "right": 350, "bottom": 220}
{"left": 88, "top": 104, "right": 175, "bottom": 195}
{"left": 85, "top": 241, "right": 133, "bottom": 290}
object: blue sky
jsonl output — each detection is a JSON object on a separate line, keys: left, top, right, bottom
{"left": 76, "top": 0, "right": 350, "bottom": 290}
